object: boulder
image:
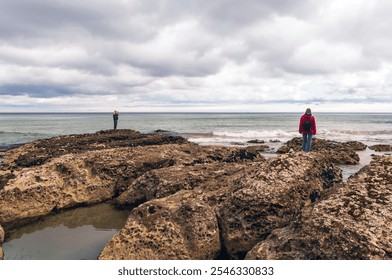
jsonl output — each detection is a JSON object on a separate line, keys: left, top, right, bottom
{"left": 218, "top": 152, "right": 342, "bottom": 259}
{"left": 99, "top": 190, "right": 220, "bottom": 260}
{"left": 246, "top": 155, "right": 392, "bottom": 260}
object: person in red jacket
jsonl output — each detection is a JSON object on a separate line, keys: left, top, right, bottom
{"left": 299, "top": 108, "right": 317, "bottom": 152}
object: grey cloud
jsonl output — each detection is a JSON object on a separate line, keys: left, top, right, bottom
{"left": 0, "top": 84, "right": 74, "bottom": 97}
{"left": 0, "top": 0, "right": 391, "bottom": 111}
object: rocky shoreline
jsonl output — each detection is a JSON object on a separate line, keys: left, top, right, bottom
{"left": 0, "top": 130, "right": 390, "bottom": 260}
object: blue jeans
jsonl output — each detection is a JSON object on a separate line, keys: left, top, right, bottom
{"left": 302, "top": 134, "right": 313, "bottom": 152}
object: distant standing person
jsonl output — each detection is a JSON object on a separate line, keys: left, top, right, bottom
{"left": 113, "top": 110, "right": 119, "bottom": 130}
{"left": 299, "top": 108, "right": 316, "bottom": 152}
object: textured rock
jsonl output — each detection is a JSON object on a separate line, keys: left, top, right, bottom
{"left": 218, "top": 152, "right": 342, "bottom": 259}
{"left": 99, "top": 190, "right": 220, "bottom": 260}
{"left": 369, "top": 144, "right": 392, "bottom": 152}
{"left": 0, "top": 132, "right": 263, "bottom": 229}
{"left": 115, "top": 162, "right": 254, "bottom": 208}
{"left": 246, "top": 155, "right": 392, "bottom": 260}
{"left": 0, "top": 225, "right": 4, "bottom": 260}
{"left": 279, "top": 137, "right": 366, "bottom": 164}
{"left": 0, "top": 129, "right": 187, "bottom": 171}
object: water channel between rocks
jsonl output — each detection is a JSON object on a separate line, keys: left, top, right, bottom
{"left": 2, "top": 203, "right": 130, "bottom": 260}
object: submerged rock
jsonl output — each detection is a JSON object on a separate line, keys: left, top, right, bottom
{"left": 99, "top": 190, "right": 220, "bottom": 260}
{"left": 218, "top": 152, "right": 342, "bottom": 259}
{"left": 246, "top": 155, "right": 392, "bottom": 260}
{"left": 369, "top": 144, "right": 392, "bottom": 152}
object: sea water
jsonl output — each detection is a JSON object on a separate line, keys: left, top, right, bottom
{"left": 1, "top": 112, "right": 391, "bottom": 148}
{"left": 2, "top": 203, "right": 129, "bottom": 260}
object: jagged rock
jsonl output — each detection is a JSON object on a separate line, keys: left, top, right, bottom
{"left": 0, "top": 225, "right": 4, "bottom": 260}
{"left": 283, "top": 137, "right": 365, "bottom": 164}
{"left": 99, "top": 190, "right": 220, "bottom": 260}
{"left": 218, "top": 152, "right": 342, "bottom": 259}
{"left": 246, "top": 155, "right": 392, "bottom": 260}
{"left": 115, "top": 162, "right": 254, "bottom": 208}
{"left": 0, "top": 133, "right": 263, "bottom": 229}
{"left": 369, "top": 145, "right": 392, "bottom": 152}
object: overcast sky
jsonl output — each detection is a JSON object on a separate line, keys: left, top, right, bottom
{"left": 0, "top": 0, "right": 391, "bottom": 112}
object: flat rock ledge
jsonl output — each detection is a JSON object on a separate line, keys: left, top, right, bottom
{"left": 277, "top": 137, "right": 367, "bottom": 165}
{"left": 245, "top": 155, "right": 392, "bottom": 260}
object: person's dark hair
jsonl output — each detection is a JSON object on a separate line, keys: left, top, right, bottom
{"left": 305, "top": 108, "right": 312, "bottom": 115}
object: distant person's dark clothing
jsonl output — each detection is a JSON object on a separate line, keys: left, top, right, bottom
{"left": 113, "top": 111, "right": 119, "bottom": 130}
{"left": 299, "top": 108, "right": 316, "bottom": 152}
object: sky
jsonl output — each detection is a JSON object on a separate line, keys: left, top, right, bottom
{"left": 0, "top": 0, "right": 391, "bottom": 113}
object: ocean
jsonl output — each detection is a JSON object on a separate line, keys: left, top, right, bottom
{"left": 1, "top": 112, "right": 391, "bottom": 149}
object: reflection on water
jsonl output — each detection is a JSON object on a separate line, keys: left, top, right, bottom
{"left": 3, "top": 203, "right": 129, "bottom": 260}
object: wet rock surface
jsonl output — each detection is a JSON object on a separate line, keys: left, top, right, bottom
{"left": 246, "top": 155, "right": 392, "bottom": 260}
{"left": 278, "top": 137, "right": 367, "bottom": 164}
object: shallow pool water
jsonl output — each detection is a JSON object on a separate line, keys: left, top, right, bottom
{"left": 3, "top": 203, "right": 129, "bottom": 260}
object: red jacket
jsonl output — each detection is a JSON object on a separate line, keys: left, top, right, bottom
{"left": 299, "top": 114, "right": 316, "bottom": 135}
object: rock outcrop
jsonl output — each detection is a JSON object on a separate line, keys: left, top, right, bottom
{"left": 99, "top": 190, "right": 220, "bottom": 260}
{"left": 369, "top": 144, "right": 392, "bottom": 152}
{"left": 106, "top": 151, "right": 342, "bottom": 260}
{"left": 0, "top": 130, "right": 263, "bottom": 230}
{"left": 1, "top": 129, "right": 390, "bottom": 260}
{"left": 0, "top": 130, "right": 187, "bottom": 171}
{"left": 278, "top": 137, "right": 367, "bottom": 164}
{"left": 246, "top": 155, "right": 392, "bottom": 260}
{"left": 218, "top": 152, "right": 342, "bottom": 259}
{"left": 0, "top": 225, "right": 4, "bottom": 260}
{"left": 115, "top": 162, "right": 257, "bottom": 208}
